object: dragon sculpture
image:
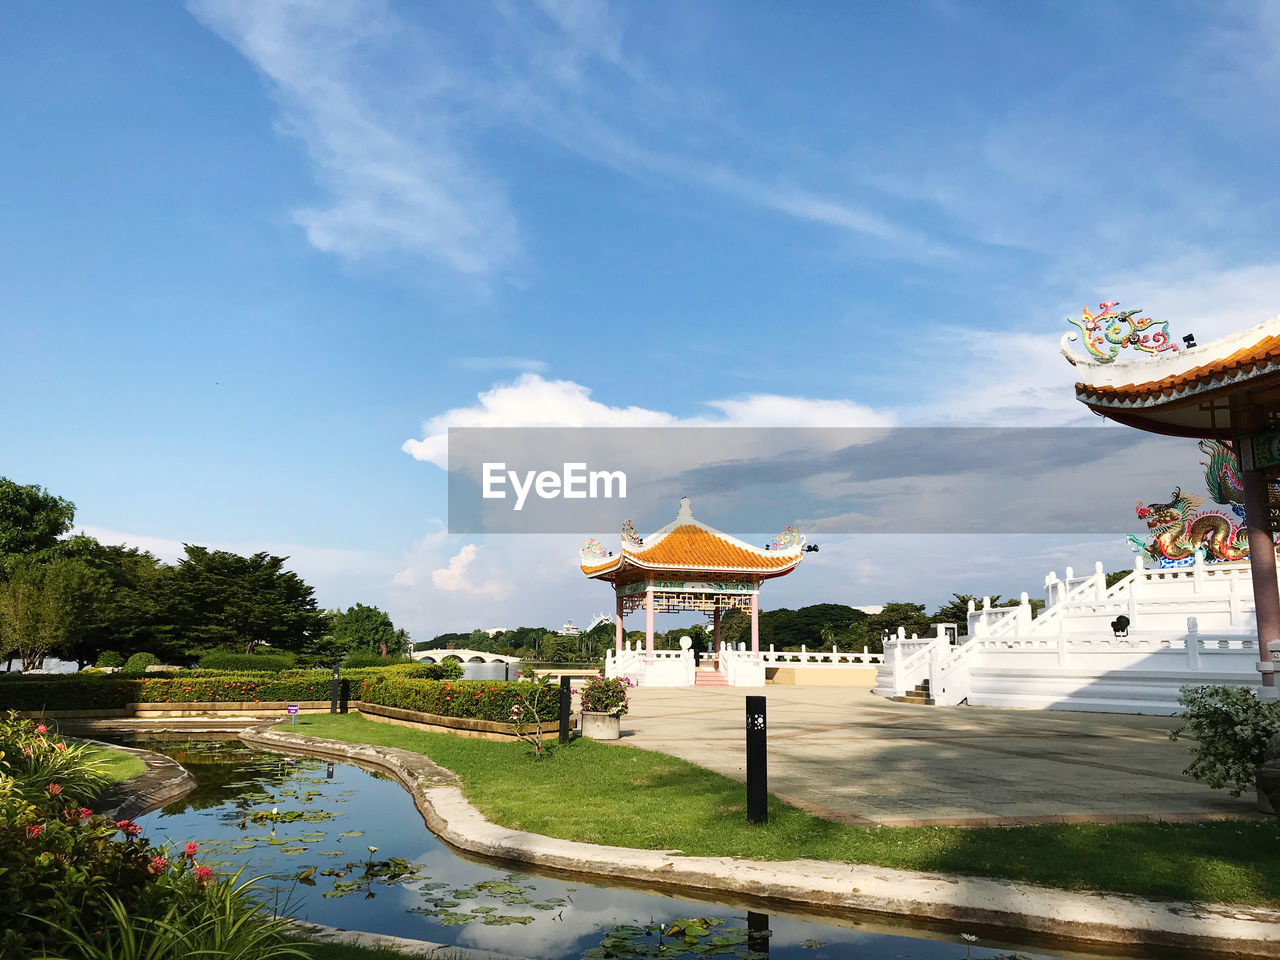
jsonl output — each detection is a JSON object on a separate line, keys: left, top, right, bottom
{"left": 1126, "top": 486, "right": 1249, "bottom": 565}
{"left": 1061, "top": 301, "right": 1178, "bottom": 365}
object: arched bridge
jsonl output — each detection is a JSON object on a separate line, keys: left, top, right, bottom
{"left": 412, "top": 648, "right": 521, "bottom": 665}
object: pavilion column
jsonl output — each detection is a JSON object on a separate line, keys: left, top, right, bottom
{"left": 1241, "top": 458, "right": 1279, "bottom": 698}
{"left": 712, "top": 605, "right": 721, "bottom": 660}
{"left": 615, "top": 593, "right": 624, "bottom": 653}
{"left": 645, "top": 582, "right": 655, "bottom": 664}
{"left": 750, "top": 591, "right": 759, "bottom": 662}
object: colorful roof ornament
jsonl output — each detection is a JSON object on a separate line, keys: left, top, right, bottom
{"left": 770, "top": 524, "right": 805, "bottom": 550}
{"left": 1062, "top": 301, "right": 1178, "bottom": 366}
{"left": 621, "top": 519, "right": 642, "bottom": 547}
{"left": 580, "top": 537, "right": 609, "bottom": 562}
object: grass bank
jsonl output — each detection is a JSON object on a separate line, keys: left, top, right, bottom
{"left": 283, "top": 714, "right": 1280, "bottom": 907}
{"left": 85, "top": 744, "right": 146, "bottom": 784}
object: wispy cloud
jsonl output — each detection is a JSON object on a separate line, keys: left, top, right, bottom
{"left": 188, "top": 0, "right": 519, "bottom": 275}
{"left": 189, "top": 0, "right": 956, "bottom": 275}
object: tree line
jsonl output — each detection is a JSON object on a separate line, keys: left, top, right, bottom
{"left": 0, "top": 477, "right": 408, "bottom": 670}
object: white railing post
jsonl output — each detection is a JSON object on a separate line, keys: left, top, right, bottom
{"left": 1193, "top": 550, "right": 1205, "bottom": 593}
{"left": 1057, "top": 629, "right": 1069, "bottom": 666}
{"left": 1017, "top": 591, "right": 1032, "bottom": 632}
{"left": 1094, "top": 560, "right": 1106, "bottom": 600}
{"left": 1229, "top": 575, "right": 1241, "bottom": 625}
{"left": 1186, "top": 617, "right": 1200, "bottom": 671}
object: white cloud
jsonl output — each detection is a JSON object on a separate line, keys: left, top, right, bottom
{"left": 428, "top": 543, "right": 507, "bottom": 596}
{"left": 187, "top": 0, "right": 518, "bottom": 275}
{"left": 453, "top": 356, "right": 549, "bottom": 374}
{"left": 402, "top": 372, "right": 894, "bottom": 468}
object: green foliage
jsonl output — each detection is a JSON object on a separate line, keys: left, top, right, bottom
{"left": 865, "top": 602, "right": 931, "bottom": 645}
{"left": 327, "top": 603, "right": 404, "bottom": 660}
{"left": 358, "top": 676, "right": 563, "bottom": 723}
{"left": 430, "top": 659, "right": 464, "bottom": 681}
{"left": 0, "top": 478, "right": 75, "bottom": 580}
{"left": 342, "top": 650, "right": 410, "bottom": 669}
{"left": 197, "top": 648, "right": 297, "bottom": 673}
{"left": 0, "top": 712, "right": 112, "bottom": 805}
{"left": 0, "top": 558, "right": 106, "bottom": 670}
{"left": 1172, "top": 685, "right": 1280, "bottom": 796}
{"left": 121, "top": 651, "right": 160, "bottom": 674}
{"left": 94, "top": 650, "right": 124, "bottom": 668}
{"left": 579, "top": 676, "right": 632, "bottom": 717}
{"left": 165, "top": 546, "right": 328, "bottom": 659}
{"left": 1105, "top": 569, "right": 1134, "bottom": 589}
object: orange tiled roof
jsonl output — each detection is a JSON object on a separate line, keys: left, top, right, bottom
{"left": 627, "top": 524, "right": 797, "bottom": 571}
{"left": 1077, "top": 332, "right": 1280, "bottom": 405}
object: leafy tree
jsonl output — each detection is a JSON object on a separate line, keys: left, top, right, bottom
{"left": 0, "top": 558, "right": 105, "bottom": 670}
{"left": 0, "top": 478, "right": 75, "bottom": 579}
{"left": 422, "top": 632, "right": 470, "bottom": 650}
{"left": 163, "top": 545, "right": 327, "bottom": 659}
{"left": 719, "top": 609, "right": 748, "bottom": 649}
{"left": 327, "top": 603, "right": 402, "bottom": 659}
{"left": 865, "top": 602, "right": 931, "bottom": 645}
{"left": 59, "top": 538, "right": 166, "bottom": 667}
{"left": 930, "top": 593, "right": 976, "bottom": 626}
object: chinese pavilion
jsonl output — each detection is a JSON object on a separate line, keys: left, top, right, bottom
{"left": 580, "top": 498, "right": 806, "bottom": 671}
{"left": 1065, "top": 305, "right": 1280, "bottom": 700}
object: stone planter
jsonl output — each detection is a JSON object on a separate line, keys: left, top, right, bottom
{"left": 581, "top": 711, "right": 621, "bottom": 741}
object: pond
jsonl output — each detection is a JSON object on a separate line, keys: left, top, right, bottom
{"left": 126, "top": 739, "right": 1187, "bottom": 960}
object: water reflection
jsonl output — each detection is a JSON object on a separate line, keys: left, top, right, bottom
{"left": 124, "top": 739, "right": 1171, "bottom": 960}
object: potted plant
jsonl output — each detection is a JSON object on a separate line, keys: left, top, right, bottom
{"left": 579, "top": 676, "right": 632, "bottom": 740}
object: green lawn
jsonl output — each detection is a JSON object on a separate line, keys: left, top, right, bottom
{"left": 86, "top": 744, "right": 146, "bottom": 784}
{"left": 283, "top": 714, "right": 1280, "bottom": 907}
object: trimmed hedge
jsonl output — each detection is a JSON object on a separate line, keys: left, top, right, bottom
{"left": 197, "top": 649, "right": 298, "bottom": 672}
{"left": 121, "top": 652, "right": 159, "bottom": 674}
{"left": 0, "top": 666, "right": 548, "bottom": 718}
{"left": 358, "top": 675, "right": 562, "bottom": 723}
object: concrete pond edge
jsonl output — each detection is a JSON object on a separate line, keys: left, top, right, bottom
{"left": 240, "top": 724, "right": 1280, "bottom": 958}
{"left": 88, "top": 738, "right": 197, "bottom": 821}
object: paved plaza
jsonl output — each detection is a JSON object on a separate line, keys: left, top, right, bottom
{"left": 620, "top": 685, "right": 1261, "bottom": 826}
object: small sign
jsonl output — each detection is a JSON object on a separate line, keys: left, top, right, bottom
{"left": 287, "top": 704, "right": 299, "bottom": 725}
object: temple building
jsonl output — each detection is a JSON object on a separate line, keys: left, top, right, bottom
{"left": 1065, "top": 307, "right": 1280, "bottom": 700}
{"left": 580, "top": 497, "right": 806, "bottom": 685}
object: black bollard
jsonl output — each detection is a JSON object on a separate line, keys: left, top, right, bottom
{"left": 747, "top": 911, "right": 770, "bottom": 957}
{"left": 559, "top": 675, "right": 571, "bottom": 744}
{"left": 746, "top": 695, "right": 767, "bottom": 824}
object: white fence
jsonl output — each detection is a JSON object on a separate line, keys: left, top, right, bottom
{"left": 605, "top": 643, "right": 694, "bottom": 686}
{"left": 875, "top": 556, "right": 1268, "bottom": 714}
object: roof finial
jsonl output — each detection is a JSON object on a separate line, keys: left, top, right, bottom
{"left": 677, "top": 496, "right": 693, "bottom": 521}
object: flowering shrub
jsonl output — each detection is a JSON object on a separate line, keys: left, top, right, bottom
{"left": 359, "top": 676, "right": 563, "bottom": 723}
{"left": 0, "top": 712, "right": 110, "bottom": 803}
{"left": 0, "top": 712, "right": 290, "bottom": 959}
{"left": 580, "top": 675, "right": 632, "bottom": 717}
{"left": 1172, "top": 684, "right": 1280, "bottom": 796}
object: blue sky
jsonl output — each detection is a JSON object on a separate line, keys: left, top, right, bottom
{"left": 3, "top": 1, "right": 1279, "bottom": 637}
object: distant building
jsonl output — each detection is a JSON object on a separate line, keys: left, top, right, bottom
{"left": 852, "top": 605, "right": 884, "bottom": 615}
{"left": 559, "top": 619, "right": 580, "bottom": 636}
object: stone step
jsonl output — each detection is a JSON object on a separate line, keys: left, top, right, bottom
{"left": 694, "top": 672, "right": 729, "bottom": 685}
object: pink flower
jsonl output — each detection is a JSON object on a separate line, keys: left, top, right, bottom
{"left": 116, "top": 819, "right": 142, "bottom": 837}
{"left": 184, "top": 841, "right": 198, "bottom": 858}
{"left": 193, "top": 865, "right": 214, "bottom": 888}
{"left": 54, "top": 742, "right": 67, "bottom": 751}
{"left": 36, "top": 724, "right": 47, "bottom": 734}
{"left": 147, "top": 856, "right": 169, "bottom": 876}
{"left": 26, "top": 824, "right": 44, "bottom": 839}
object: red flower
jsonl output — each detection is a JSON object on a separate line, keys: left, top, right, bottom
{"left": 184, "top": 841, "right": 198, "bottom": 857}
{"left": 54, "top": 742, "right": 67, "bottom": 751}
{"left": 36, "top": 724, "right": 47, "bottom": 734}
{"left": 26, "top": 824, "right": 44, "bottom": 838}
{"left": 193, "top": 865, "right": 214, "bottom": 888}
{"left": 116, "top": 819, "right": 142, "bottom": 837}
{"left": 147, "top": 855, "right": 169, "bottom": 876}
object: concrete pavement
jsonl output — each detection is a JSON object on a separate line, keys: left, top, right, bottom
{"left": 618, "top": 685, "right": 1262, "bottom": 825}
